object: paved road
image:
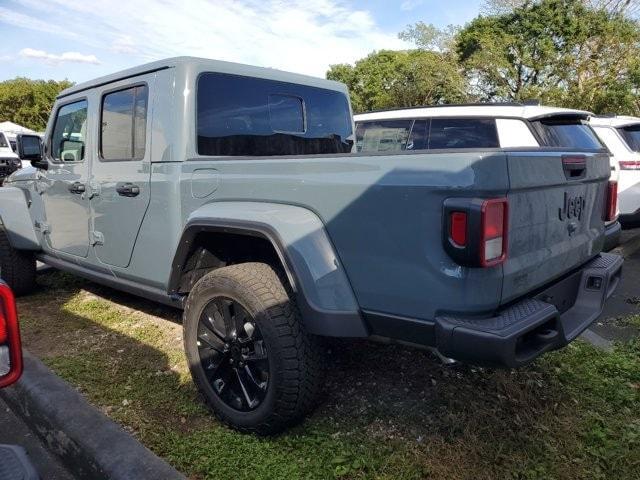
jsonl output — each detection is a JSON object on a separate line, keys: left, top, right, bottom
{"left": 590, "top": 227, "right": 640, "bottom": 342}
{"left": 0, "top": 397, "right": 75, "bottom": 480}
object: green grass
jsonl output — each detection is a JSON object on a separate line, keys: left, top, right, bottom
{"left": 16, "top": 271, "right": 640, "bottom": 479}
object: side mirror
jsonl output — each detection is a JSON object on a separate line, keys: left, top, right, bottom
{"left": 16, "top": 134, "right": 48, "bottom": 170}
{"left": 0, "top": 282, "right": 22, "bottom": 388}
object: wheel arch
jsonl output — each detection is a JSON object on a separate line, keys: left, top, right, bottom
{"left": 169, "top": 202, "right": 367, "bottom": 338}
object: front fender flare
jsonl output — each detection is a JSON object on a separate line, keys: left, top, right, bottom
{"left": 0, "top": 187, "right": 40, "bottom": 250}
{"left": 169, "top": 202, "right": 367, "bottom": 337}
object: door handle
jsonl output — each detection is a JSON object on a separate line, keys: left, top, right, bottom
{"left": 116, "top": 183, "right": 140, "bottom": 197}
{"left": 68, "top": 182, "right": 86, "bottom": 194}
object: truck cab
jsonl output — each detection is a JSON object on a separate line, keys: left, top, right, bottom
{"left": 0, "top": 57, "right": 622, "bottom": 434}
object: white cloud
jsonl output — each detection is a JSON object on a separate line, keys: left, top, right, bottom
{"left": 112, "top": 35, "right": 137, "bottom": 55}
{"left": 19, "top": 48, "right": 100, "bottom": 65}
{"left": 400, "top": 0, "right": 424, "bottom": 11}
{"left": 0, "top": 5, "right": 77, "bottom": 38}
{"left": 9, "top": 0, "right": 409, "bottom": 77}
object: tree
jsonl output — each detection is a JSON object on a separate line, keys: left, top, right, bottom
{"left": 327, "top": 49, "right": 468, "bottom": 113}
{"left": 456, "top": 0, "right": 640, "bottom": 114}
{"left": 0, "top": 78, "right": 73, "bottom": 131}
{"left": 483, "top": 0, "right": 639, "bottom": 16}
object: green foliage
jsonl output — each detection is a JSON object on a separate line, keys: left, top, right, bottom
{"left": 0, "top": 78, "right": 73, "bottom": 131}
{"left": 327, "top": 49, "right": 467, "bottom": 113}
{"left": 329, "top": 1, "right": 640, "bottom": 116}
{"left": 456, "top": 0, "right": 640, "bottom": 113}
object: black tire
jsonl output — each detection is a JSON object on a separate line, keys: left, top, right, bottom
{"left": 183, "top": 262, "right": 325, "bottom": 435}
{"left": 0, "top": 227, "right": 36, "bottom": 296}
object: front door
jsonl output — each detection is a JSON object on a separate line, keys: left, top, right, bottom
{"left": 40, "top": 98, "right": 91, "bottom": 257}
{"left": 89, "top": 76, "right": 154, "bottom": 268}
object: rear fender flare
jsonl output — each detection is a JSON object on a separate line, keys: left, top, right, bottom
{"left": 169, "top": 202, "right": 367, "bottom": 337}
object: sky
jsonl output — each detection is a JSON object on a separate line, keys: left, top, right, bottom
{"left": 0, "top": 0, "right": 484, "bottom": 83}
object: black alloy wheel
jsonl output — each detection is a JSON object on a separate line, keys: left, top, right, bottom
{"left": 197, "top": 297, "right": 269, "bottom": 411}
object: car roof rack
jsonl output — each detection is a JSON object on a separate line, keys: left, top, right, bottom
{"left": 360, "top": 102, "right": 525, "bottom": 115}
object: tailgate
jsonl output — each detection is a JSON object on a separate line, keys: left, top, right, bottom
{"left": 502, "top": 150, "right": 610, "bottom": 304}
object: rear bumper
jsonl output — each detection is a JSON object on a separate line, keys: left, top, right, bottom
{"left": 435, "top": 252, "right": 622, "bottom": 367}
{"left": 603, "top": 220, "right": 622, "bottom": 251}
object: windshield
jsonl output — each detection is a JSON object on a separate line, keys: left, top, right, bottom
{"left": 617, "top": 125, "right": 640, "bottom": 152}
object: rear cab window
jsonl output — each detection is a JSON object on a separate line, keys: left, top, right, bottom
{"left": 355, "top": 117, "right": 499, "bottom": 152}
{"left": 530, "top": 116, "right": 603, "bottom": 149}
{"left": 197, "top": 73, "right": 353, "bottom": 156}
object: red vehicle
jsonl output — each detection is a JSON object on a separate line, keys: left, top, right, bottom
{"left": 0, "top": 281, "right": 39, "bottom": 480}
{"left": 0, "top": 281, "right": 22, "bottom": 388}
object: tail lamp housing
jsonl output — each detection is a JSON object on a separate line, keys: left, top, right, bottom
{"left": 604, "top": 180, "right": 618, "bottom": 222}
{"left": 0, "top": 282, "right": 22, "bottom": 388}
{"left": 619, "top": 160, "right": 640, "bottom": 170}
{"left": 443, "top": 197, "right": 508, "bottom": 268}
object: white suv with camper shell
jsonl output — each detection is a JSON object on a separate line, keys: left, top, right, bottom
{"left": 354, "top": 103, "right": 621, "bottom": 250}
{"left": 589, "top": 115, "right": 640, "bottom": 228}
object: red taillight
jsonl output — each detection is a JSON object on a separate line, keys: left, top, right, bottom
{"left": 605, "top": 181, "right": 618, "bottom": 222}
{"left": 450, "top": 212, "right": 467, "bottom": 247}
{"left": 0, "top": 283, "right": 22, "bottom": 388}
{"left": 480, "top": 198, "right": 508, "bottom": 267}
{"left": 619, "top": 160, "right": 640, "bottom": 170}
{"left": 0, "top": 314, "right": 5, "bottom": 344}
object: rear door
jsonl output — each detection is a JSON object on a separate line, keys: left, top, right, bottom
{"left": 502, "top": 117, "right": 610, "bottom": 304}
{"left": 89, "top": 74, "right": 154, "bottom": 268}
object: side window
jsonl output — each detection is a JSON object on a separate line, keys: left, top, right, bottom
{"left": 101, "top": 85, "right": 148, "bottom": 161}
{"left": 429, "top": 118, "right": 499, "bottom": 149}
{"left": 407, "top": 120, "right": 428, "bottom": 150}
{"left": 355, "top": 120, "right": 413, "bottom": 153}
{"left": 51, "top": 99, "right": 88, "bottom": 162}
{"left": 0, "top": 133, "right": 8, "bottom": 148}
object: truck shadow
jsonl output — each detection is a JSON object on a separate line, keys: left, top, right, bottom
{"left": 15, "top": 268, "right": 574, "bottom": 476}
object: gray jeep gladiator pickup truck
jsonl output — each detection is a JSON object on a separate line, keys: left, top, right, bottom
{"left": 0, "top": 57, "right": 622, "bottom": 434}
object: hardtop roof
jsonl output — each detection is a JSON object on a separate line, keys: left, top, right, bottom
{"left": 58, "top": 56, "right": 348, "bottom": 98}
